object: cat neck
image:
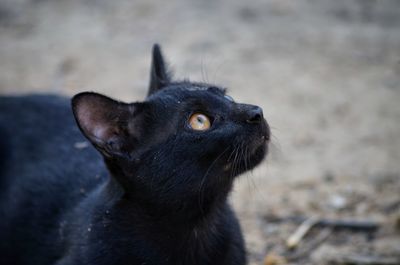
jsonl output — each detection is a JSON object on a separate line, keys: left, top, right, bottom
{"left": 103, "top": 157, "right": 235, "bottom": 226}
{"left": 101, "top": 173, "right": 232, "bottom": 229}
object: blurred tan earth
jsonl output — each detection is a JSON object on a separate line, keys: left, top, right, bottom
{"left": 0, "top": 0, "right": 399, "bottom": 264}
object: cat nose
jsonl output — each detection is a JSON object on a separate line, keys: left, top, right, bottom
{"left": 246, "top": 106, "right": 264, "bottom": 124}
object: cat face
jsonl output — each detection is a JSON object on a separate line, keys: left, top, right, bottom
{"left": 144, "top": 83, "right": 269, "bottom": 175}
{"left": 72, "top": 45, "right": 269, "bottom": 212}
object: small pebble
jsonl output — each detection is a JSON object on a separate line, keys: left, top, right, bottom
{"left": 329, "top": 194, "right": 347, "bottom": 210}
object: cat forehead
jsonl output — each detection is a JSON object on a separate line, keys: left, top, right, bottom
{"left": 148, "top": 83, "right": 226, "bottom": 102}
{"left": 184, "top": 85, "right": 215, "bottom": 92}
{"left": 172, "top": 83, "right": 225, "bottom": 94}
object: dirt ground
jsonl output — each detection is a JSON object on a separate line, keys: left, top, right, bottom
{"left": 1, "top": 0, "right": 399, "bottom": 264}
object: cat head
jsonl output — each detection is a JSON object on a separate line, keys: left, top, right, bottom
{"left": 72, "top": 44, "right": 270, "bottom": 216}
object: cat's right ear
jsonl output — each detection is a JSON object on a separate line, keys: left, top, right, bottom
{"left": 148, "top": 44, "right": 171, "bottom": 97}
{"left": 71, "top": 92, "right": 141, "bottom": 159}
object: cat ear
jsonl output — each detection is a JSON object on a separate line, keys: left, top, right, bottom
{"left": 148, "top": 44, "right": 171, "bottom": 96}
{"left": 71, "top": 92, "right": 139, "bottom": 158}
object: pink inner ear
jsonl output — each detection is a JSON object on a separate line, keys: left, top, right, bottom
{"left": 93, "top": 125, "right": 111, "bottom": 141}
{"left": 73, "top": 93, "right": 133, "bottom": 150}
{"left": 78, "top": 103, "right": 114, "bottom": 143}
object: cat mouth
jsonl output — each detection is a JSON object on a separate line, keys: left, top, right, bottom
{"left": 223, "top": 136, "right": 268, "bottom": 176}
{"left": 220, "top": 119, "right": 270, "bottom": 176}
{"left": 224, "top": 120, "right": 271, "bottom": 176}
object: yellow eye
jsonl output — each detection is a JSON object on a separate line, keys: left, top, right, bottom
{"left": 189, "top": 113, "right": 211, "bottom": 131}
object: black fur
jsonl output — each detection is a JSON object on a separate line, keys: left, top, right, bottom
{"left": 0, "top": 45, "right": 270, "bottom": 265}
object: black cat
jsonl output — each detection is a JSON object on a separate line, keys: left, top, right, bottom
{"left": 0, "top": 44, "right": 270, "bottom": 265}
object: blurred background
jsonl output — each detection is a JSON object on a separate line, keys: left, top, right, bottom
{"left": 1, "top": 0, "right": 399, "bottom": 264}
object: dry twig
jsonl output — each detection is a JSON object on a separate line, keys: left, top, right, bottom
{"left": 286, "top": 216, "right": 319, "bottom": 249}
{"left": 264, "top": 215, "right": 380, "bottom": 232}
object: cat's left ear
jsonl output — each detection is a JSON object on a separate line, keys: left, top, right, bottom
{"left": 148, "top": 44, "right": 171, "bottom": 97}
{"left": 71, "top": 92, "right": 143, "bottom": 158}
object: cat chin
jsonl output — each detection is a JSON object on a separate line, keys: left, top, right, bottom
{"left": 247, "top": 141, "right": 268, "bottom": 169}
{"left": 252, "top": 142, "right": 268, "bottom": 164}
{"left": 222, "top": 140, "right": 267, "bottom": 177}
